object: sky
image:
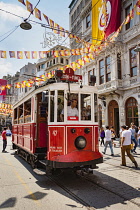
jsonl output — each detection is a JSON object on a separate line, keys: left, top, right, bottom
{"left": 0, "top": 0, "right": 71, "bottom": 78}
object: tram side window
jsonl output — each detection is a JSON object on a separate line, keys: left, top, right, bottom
{"left": 14, "top": 108, "right": 18, "bottom": 124}
{"left": 81, "top": 94, "right": 91, "bottom": 121}
{"left": 57, "top": 90, "right": 64, "bottom": 122}
{"left": 50, "top": 91, "right": 55, "bottom": 122}
{"left": 24, "top": 99, "right": 31, "bottom": 123}
{"left": 94, "top": 93, "right": 98, "bottom": 122}
{"left": 18, "top": 104, "right": 24, "bottom": 123}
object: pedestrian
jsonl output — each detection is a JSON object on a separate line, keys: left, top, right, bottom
{"left": 100, "top": 127, "right": 105, "bottom": 146}
{"left": 2, "top": 127, "right": 7, "bottom": 153}
{"left": 121, "top": 125, "right": 138, "bottom": 168}
{"left": 137, "top": 126, "right": 140, "bottom": 147}
{"left": 129, "top": 124, "right": 137, "bottom": 153}
{"left": 102, "top": 126, "right": 114, "bottom": 156}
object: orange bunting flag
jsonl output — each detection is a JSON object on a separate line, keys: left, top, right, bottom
{"left": 24, "top": 51, "right": 30, "bottom": 59}
{"left": 6, "top": 84, "right": 11, "bottom": 89}
{"left": 18, "top": 0, "right": 26, "bottom": 5}
{"left": 34, "top": 8, "right": 42, "bottom": 20}
{"left": 49, "top": 19, "right": 54, "bottom": 29}
{"left": 26, "top": 0, "right": 33, "bottom": 14}
{"left": 59, "top": 26, "right": 65, "bottom": 37}
{"left": 31, "top": 51, "right": 37, "bottom": 59}
{"left": 9, "top": 51, "right": 16, "bottom": 58}
{"left": 43, "top": 14, "right": 50, "bottom": 25}
{"left": 17, "top": 51, "right": 23, "bottom": 59}
{"left": 53, "top": 23, "right": 59, "bottom": 34}
{"left": 0, "top": 51, "right": 7, "bottom": 58}
{"left": 39, "top": 51, "right": 44, "bottom": 58}
{"left": 15, "top": 83, "right": 21, "bottom": 88}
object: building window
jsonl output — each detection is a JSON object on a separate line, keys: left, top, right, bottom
{"left": 41, "top": 64, "right": 45, "bottom": 69}
{"left": 47, "top": 62, "right": 49, "bottom": 67}
{"left": 86, "top": 14, "right": 91, "bottom": 28}
{"left": 125, "top": 4, "right": 133, "bottom": 30}
{"left": 88, "top": 69, "right": 96, "bottom": 86}
{"left": 50, "top": 60, "right": 52, "bottom": 66}
{"left": 106, "top": 56, "right": 111, "bottom": 82}
{"left": 130, "top": 48, "right": 137, "bottom": 77}
{"left": 99, "top": 60, "right": 105, "bottom": 84}
{"left": 66, "top": 59, "right": 69, "bottom": 65}
{"left": 117, "top": 53, "right": 122, "bottom": 79}
{"left": 125, "top": 97, "right": 138, "bottom": 127}
{"left": 60, "top": 58, "right": 63, "bottom": 64}
{"left": 53, "top": 59, "right": 55, "bottom": 64}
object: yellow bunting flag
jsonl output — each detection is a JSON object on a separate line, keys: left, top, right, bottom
{"left": 34, "top": 8, "right": 42, "bottom": 20}
{"left": 17, "top": 51, "right": 23, "bottom": 59}
{"left": 26, "top": 0, "right": 33, "bottom": 13}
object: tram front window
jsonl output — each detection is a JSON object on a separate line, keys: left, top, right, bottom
{"left": 60, "top": 93, "right": 78, "bottom": 121}
{"left": 81, "top": 94, "right": 91, "bottom": 121}
{"left": 57, "top": 90, "right": 64, "bottom": 122}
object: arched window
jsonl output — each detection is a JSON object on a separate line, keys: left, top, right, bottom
{"left": 125, "top": 97, "right": 138, "bottom": 127}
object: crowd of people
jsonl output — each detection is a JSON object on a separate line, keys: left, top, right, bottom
{"left": 99, "top": 123, "right": 139, "bottom": 168}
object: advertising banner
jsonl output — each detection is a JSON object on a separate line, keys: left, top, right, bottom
{"left": 92, "top": 0, "right": 121, "bottom": 44}
{"left": 0, "top": 79, "right": 7, "bottom": 95}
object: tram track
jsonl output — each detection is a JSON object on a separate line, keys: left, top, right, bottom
{"left": 76, "top": 171, "right": 140, "bottom": 208}
{"left": 46, "top": 174, "right": 96, "bottom": 210}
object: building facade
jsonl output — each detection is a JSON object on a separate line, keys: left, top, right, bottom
{"left": 69, "top": 0, "right": 140, "bottom": 135}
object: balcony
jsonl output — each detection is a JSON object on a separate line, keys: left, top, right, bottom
{"left": 97, "top": 76, "right": 140, "bottom": 95}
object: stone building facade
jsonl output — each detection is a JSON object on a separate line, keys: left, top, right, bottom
{"left": 69, "top": 0, "right": 140, "bottom": 135}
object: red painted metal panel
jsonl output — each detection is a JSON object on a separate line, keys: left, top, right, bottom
{"left": 94, "top": 126, "right": 99, "bottom": 152}
{"left": 38, "top": 123, "right": 47, "bottom": 147}
{"left": 67, "top": 126, "right": 93, "bottom": 154}
{"left": 48, "top": 126, "right": 65, "bottom": 160}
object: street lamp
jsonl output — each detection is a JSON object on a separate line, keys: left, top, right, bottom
{"left": 20, "top": 21, "right": 32, "bottom": 30}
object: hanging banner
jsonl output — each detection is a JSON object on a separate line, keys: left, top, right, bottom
{"left": 0, "top": 79, "right": 7, "bottom": 95}
{"left": 92, "top": 0, "right": 121, "bottom": 44}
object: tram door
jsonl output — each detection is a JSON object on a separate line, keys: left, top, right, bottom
{"left": 36, "top": 92, "right": 48, "bottom": 150}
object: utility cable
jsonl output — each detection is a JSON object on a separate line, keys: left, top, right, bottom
{"left": 0, "top": 25, "right": 20, "bottom": 43}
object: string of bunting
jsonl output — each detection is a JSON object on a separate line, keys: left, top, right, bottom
{"left": 18, "top": 0, "right": 92, "bottom": 47}
{"left": 0, "top": 103, "right": 13, "bottom": 116}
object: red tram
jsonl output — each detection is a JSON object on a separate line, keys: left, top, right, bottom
{"left": 12, "top": 70, "right": 103, "bottom": 174}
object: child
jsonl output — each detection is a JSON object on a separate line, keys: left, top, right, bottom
{"left": 2, "top": 127, "right": 7, "bottom": 153}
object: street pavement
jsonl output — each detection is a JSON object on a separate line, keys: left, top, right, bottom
{"left": 0, "top": 136, "right": 139, "bottom": 210}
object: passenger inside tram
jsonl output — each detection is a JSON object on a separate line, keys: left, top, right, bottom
{"left": 60, "top": 99, "right": 78, "bottom": 121}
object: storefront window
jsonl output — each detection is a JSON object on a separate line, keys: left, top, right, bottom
{"left": 50, "top": 91, "right": 55, "bottom": 122}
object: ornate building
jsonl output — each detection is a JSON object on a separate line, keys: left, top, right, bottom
{"left": 69, "top": 0, "right": 140, "bottom": 135}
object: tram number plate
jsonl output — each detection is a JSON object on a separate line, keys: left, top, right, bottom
{"left": 67, "top": 116, "right": 79, "bottom": 121}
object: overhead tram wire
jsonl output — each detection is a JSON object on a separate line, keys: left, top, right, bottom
{"left": 0, "top": 25, "right": 20, "bottom": 43}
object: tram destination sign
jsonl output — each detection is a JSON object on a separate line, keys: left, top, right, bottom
{"left": 61, "top": 68, "right": 82, "bottom": 82}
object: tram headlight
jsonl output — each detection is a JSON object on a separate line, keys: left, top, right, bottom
{"left": 71, "top": 128, "right": 76, "bottom": 133}
{"left": 75, "top": 136, "right": 87, "bottom": 150}
{"left": 84, "top": 128, "right": 90, "bottom": 134}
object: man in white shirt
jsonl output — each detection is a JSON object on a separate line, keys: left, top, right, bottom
{"left": 102, "top": 126, "right": 114, "bottom": 156}
{"left": 60, "top": 99, "right": 78, "bottom": 121}
{"left": 121, "top": 125, "right": 138, "bottom": 168}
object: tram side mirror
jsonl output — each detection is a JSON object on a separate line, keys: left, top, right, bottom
{"left": 42, "top": 91, "right": 48, "bottom": 103}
